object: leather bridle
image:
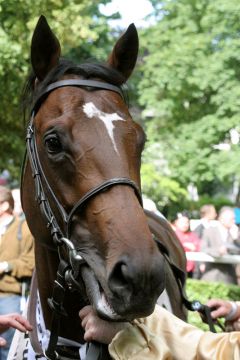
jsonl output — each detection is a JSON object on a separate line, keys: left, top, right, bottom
{"left": 23, "top": 78, "right": 218, "bottom": 360}
{"left": 23, "top": 78, "right": 143, "bottom": 359}
{"left": 27, "top": 78, "right": 142, "bottom": 238}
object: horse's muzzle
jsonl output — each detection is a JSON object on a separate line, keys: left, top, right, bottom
{"left": 107, "top": 252, "right": 166, "bottom": 319}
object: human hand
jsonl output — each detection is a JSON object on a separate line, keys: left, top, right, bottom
{"left": 79, "top": 306, "right": 127, "bottom": 344}
{"left": 207, "top": 299, "right": 233, "bottom": 319}
{"left": 0, "top": 313, "right": 33, "bottom": 335}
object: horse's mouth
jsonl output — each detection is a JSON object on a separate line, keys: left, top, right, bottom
{"left": 80, "top": 265, "right": 124, "bottom": 321}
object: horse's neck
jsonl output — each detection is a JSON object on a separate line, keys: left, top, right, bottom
{"left": 35, "top": 242, "right": 85, "bottom": 343}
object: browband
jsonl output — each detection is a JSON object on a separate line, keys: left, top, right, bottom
{"left": 32, "top": 79, "right": 124, "bottom": 114}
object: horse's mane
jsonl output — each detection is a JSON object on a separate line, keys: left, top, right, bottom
{"left": 22, "top": 58, "right": 127, "bottom": 122}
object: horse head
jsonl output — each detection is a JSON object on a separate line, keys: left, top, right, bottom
{"left": 22, "top": 16, "right": 165, "bottom": 328}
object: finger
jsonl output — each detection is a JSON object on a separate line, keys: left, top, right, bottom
{"left": 8, "top": 319, "right": 27, "bottom": 332}
{"left": 13, "top": 315, "right": 33, "bottom": 331}
{"left": 207, "top": 299, "right": 222, "bottom": 308}
{"left": 81, "top": 312, "right": 94, "bottom": 330}
{"left": 0, "top": 337, "right": 6, "bottom": 347}
{"left": 84, "top": 326, "right": 98, "bottom": 343}
{"left": 7, "top": 315, "right": 33, "bottom": 333}
{"left": 210, "top": 309, "right": 225, "bottom": 319}
{"left": 79, "top": 306, "right": 93, "bottom": 320}
{"left": 84, "top": 330, "right": 92, "bottom": 343}
{"left": 81, "top": 316, "right": 89, "bottom": 330}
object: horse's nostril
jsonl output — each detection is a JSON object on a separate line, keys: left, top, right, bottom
{"left": 108, "top": 261, "right": 133, "bottom": 294}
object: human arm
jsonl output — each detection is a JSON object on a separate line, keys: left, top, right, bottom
{"left": 80, "top": 305, "right": 240, "bottom": 360}
{"left": 0, "top": 313, "right": 32, "bottom": 347}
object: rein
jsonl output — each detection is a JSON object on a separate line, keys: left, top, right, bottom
{"left": 154, "top": 238, "right": 220, "bottom": 333}
{"left": 24, "top": 79, "right": 142, "bottom": 360}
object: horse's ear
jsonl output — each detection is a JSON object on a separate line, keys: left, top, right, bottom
{"left": 31, "top": 15, "right": 61, "bottom": 81}
{"left": 108, "top": 23, "right": 139, "bottom": 82}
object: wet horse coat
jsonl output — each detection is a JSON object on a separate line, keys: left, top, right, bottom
{"left": 18, "top": 16, "right": 187, "bottom": 359}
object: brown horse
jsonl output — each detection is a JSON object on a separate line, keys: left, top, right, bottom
{"left": 19, "top": 16, "right": 186, "bottom": 359}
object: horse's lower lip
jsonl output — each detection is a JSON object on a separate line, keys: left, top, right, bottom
{"left": 80, "top": 265, "right": 124, "bottom": 321}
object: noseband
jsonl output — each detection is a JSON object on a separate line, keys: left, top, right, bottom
{"left": 24, "top": 78, "right": 142, "bottom": 359}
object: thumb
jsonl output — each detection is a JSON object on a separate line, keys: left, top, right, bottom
{"left": 0, "top": 337, "right": 6, "bottom": 347}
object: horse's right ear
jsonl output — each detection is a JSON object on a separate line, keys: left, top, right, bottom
{"left": 31, "top": 15, "right": 61, "bottom": 81}
{"left": 107, "top": 23, "right": 139, "bottom": 82}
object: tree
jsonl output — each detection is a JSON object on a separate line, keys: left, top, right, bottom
{"left": 0, "top": 0, "right": 115, "bottom": 181}
{"left": 138, "top": 0, "right": 240, "bottom": 202}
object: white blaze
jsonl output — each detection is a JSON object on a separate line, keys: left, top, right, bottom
{"left": 83, "top": 102, "right": 125, "bottom": 153}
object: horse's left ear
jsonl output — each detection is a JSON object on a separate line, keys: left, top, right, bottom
{"left": 108, "top": 23, "right": 139, "bottom": 82}
{"left": 31, "top": 15, "right": 61, "bottom": 81}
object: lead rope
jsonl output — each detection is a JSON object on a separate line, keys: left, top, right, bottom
{"left": 155, "top": 238, "right": 221, "bottom": 333}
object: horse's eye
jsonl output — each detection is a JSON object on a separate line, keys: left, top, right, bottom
{"left": 44, "top": 136, "right": 62, "bottom": 154}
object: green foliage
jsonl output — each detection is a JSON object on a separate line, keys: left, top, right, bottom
{"left": 195, "top": 195, "right": 234, "bottom": 213}
{"left": 186, "top": 279, "right": 240, "bottom": 330}
{"left": 0, "top": 0, "right": 115, "bottom": 181}
{"left": 141, "top": 140, "right": 188, "bottom": 209}
{"left": 139, "top": 0, "right": 240, "bottom": 198}
{"left": 141, "top": 163, "right": 187, "bottom": 208}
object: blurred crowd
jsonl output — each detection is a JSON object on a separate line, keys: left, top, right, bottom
{"left": 171, "top": 204, "right": 240, "bottom": 284}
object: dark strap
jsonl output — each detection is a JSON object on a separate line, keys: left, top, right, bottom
{"left": 55, "top": 345, "right": 81, "bottom": 359}
{"left": 32, "top": 79, "right": 124, "bottom": 114}
{"left": 45, "top": 79, "right": 124, "bottom": 98}
{"left": 155, "top": 237, "right": 218, "bottom": 333}
{"left": 67, "top": 177, "right": 142, "bottom": 237}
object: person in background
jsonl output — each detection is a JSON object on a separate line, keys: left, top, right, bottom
{"left": 200, "top": 206, "right": 238, "bottom": 284}
{"left": 207, "top": 298, "right": 240, "bottom": 331}
{"left": 192, "top": 204, "right": 217, "bottom": 279}
{"left": 0, "top": 186, "right": 34, "bottom": 359}
{"left": 173, "top": 213, "right": 201, "bottom": 277}
{"left": 194, "top": 204, "right": 217, "bottom": 239}
{"left": 79, "top": 304, "right": 240, "bottom": 359}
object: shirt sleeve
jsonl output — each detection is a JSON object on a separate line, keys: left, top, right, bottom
{"left": 109, "top": 305, "right": 240, "bottom": 360}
